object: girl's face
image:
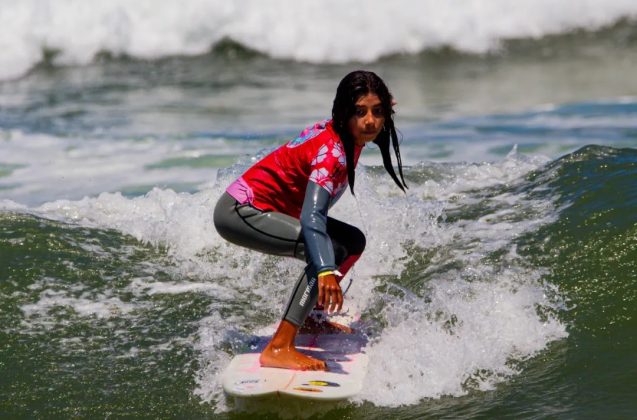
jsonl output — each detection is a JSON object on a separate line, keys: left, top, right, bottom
{"left": 348, "top": 93, "right": 385, "bottom": 146}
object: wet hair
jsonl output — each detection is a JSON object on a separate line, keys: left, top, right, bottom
{"left": 331, "top": 70, "right": 407, "bottom": 194}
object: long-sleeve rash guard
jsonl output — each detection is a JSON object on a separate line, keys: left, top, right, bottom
{"left": 226, "top": 119, "right": 363, "bottom": 275}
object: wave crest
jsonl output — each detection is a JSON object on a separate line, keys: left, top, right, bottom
{"left": 2, "top": 0, "right": 637, "bottom": 80}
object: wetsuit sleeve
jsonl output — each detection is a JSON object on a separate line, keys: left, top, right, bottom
{"left": 300, "top": 181, "right": 336, "bottom": 274}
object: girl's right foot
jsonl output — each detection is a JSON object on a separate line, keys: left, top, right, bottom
{"left": 259, "top": 343, "right": 326, "bottom": 371}
{"left": 260, "top": 319, "right": 327, "bottom": 371}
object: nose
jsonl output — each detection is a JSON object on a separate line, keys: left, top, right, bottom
{"left": 364, "top": 110, "right": 375, "bottom": 126}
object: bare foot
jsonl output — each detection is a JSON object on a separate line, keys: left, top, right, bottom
{"left": 259, "top": 343, "right": 326, "bottom": 371}
{"left": 259, "top": 319, "right": 327, "bottom": 371}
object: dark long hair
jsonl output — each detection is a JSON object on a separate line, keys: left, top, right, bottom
{"left": 332, "top": 70, "right": 407, "bottom": 194}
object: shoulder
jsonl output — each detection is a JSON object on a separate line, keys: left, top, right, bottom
{"left": 306, "top": 122, "right": 345, "bottom": 164}
{"left": 287, "top": 119, "right": 339, "bottom": 149}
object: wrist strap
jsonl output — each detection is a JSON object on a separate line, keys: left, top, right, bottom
{"left": 317, "top": 270, "right": 343, "bottom": 278}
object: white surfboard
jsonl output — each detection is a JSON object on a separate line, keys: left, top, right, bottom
{"left": 222, "top": 314, "right": 368, "bottom": 401}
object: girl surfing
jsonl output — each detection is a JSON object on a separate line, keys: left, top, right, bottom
{"left": 214, "top": 70, "right": 407, "bottom": 371}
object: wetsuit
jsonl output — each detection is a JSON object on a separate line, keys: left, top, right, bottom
{"left": 214, "top": 120, "right": 366, "bottom": 326}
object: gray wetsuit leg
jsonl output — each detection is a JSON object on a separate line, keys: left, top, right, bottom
{"left": 214, "top": 192, "right": 318, "bottom": 326}
{"left": 214, "top": 192, "right": 306, "bottom": 259}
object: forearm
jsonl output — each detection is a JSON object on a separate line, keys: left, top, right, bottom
{"left": 300, "top": 181, "right": 336, "bottom": 274}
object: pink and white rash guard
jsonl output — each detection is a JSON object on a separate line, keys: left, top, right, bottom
{"left": 226, "top": 119, "right": 363, "bottom": 218}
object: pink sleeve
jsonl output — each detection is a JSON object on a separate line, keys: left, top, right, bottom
{"left": 308, "top": 140, "right": 346, "bottom": 196}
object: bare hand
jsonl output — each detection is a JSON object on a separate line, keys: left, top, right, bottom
{"left": 317, "top": 274, "right": 343, "bottom": 314}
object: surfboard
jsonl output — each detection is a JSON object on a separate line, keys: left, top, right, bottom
{"left": 222, "top": 314, "right": 368, "bottom": 401}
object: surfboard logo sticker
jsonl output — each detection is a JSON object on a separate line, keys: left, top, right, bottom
{"left": 236, "top": 379, "right": 259, "bottom": 384}
{"left": 293, "top": 386, "right": 323, "bottom": 393}
{"left": 304, "top": 380, "right": 340, "bottom": 387}
{"left": 234, "top": 379, "right": 260, "bottom": 391}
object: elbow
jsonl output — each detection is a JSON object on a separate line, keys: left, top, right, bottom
{"left": 300, "top": 212, "right": 321, "bottom": 235}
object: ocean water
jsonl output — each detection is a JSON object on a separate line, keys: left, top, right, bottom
{"left": 1, "top": 2, "right": 637, "bottom": 418}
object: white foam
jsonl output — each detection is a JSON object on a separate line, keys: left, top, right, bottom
{"left": 341, "top": 158, "right": 566, "bottom": 405}
{"left": 21, "top": 286, "right": 137, "bottom": 320}
{"left": 0, "top": 129, "right": 251, "bottom": 206}
{"left": 7, "top": 150, "right": 568, "bottom": 408}
{"left": 129, "top": 278, "right": 235, "bottom": 299}
{"left": 2, "top": 0, "right": 637, "bottom": 80}
{"left": 193, "top": 311, "right": 238, "bottom": 411}
{"left": 36, "top": 188, "right": 221, "bottom": 260}
{"left": 359, "top": 272, "right": 567, "bottom": 406}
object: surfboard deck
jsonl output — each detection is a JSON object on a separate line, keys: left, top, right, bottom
{"left": 222, "top": 316, "right": 368, "bottom": 401}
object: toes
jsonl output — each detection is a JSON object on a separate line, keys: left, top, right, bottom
{"left": 300, "top": 357, "right": 314, "bottom": 371}
{"left": 309, "top": 359, "right": 326, "bottom": 371}
{"left": 306, "top": 358, "right": 316, "bottom": 369}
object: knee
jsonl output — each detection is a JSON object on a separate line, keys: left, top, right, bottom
{"left": 213, "top": 193, "right": 236, "bottom": 242}
{"left": 213, "top": 198, "right": 226, "bottom": 236}
{"left": 349, "top": 226, "right": 366, "bottom": 256}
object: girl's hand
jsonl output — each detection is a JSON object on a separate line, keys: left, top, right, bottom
{"left": 318, "top": 274, "right": 343, "bottom": 314}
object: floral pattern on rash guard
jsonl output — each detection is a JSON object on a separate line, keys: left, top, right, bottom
{"left": 309, "top": 139, "right": 346, "bottom": 197}
{"left": 311, "top": 144, "right": 329, "bottom": 166}
{"left": 226, "top": 120, "right": 362, "bottom": 218}
{"left": 309, "top": 167, "right": 333, "bottom": 193}
{"left": 332, "top": 142, "right": 346, "bottom": 165}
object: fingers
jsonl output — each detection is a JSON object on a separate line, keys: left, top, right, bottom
{"left": 318, "top": 276, "right": 325, "bottom": 308}
{"left": 318, "top": 274, "right": 342, "bottom": 314}
{"left": 335, "top": 286, "right": 343, "bottom": 313}
{"left": 328, "top": 280, "right": 342, "bottom": 313}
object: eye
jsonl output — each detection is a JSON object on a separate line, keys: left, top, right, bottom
{"left": 372, "top": 107, "right": 384, "bottom": 118}
{"left": 355, "top": 107, "right": 366, "bottom": 118}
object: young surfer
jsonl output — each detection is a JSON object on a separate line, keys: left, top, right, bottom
{"left": 214, "top": 70, "right": 407, "bottom": 371}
